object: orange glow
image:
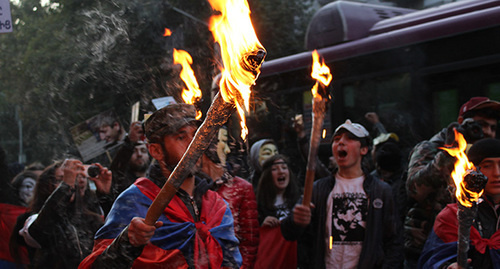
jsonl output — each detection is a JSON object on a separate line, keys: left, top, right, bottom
{"left": 173, "top": 48, "right": 203, "bottom": 120}
{"left": 163, "top": 28, "right": 172, "bottom": 36}
{"left": 310, "top": 50, "right": 333, "bottom": 98}
{"left": 208, "top": 0, "right": 265, "bottom": 139}
{"left": 442, "top": 130, "right": 483, "bottom": 207}
{"left": 322, "top": 129, "right": 326, "bottom": 139}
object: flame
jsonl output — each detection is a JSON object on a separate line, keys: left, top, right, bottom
{"left": 173, "top": 48, "right": 203, "bottom": 119}
{"left": 208, "top": 0, "right": 265, "bottom": 139}
{"left": 311, "top": 50, "right": 333, "bottom": 98}
{"left": 322, "top": 129, "right": 326, "bottom": 139}
{"left": 163, "top": 28, "right": 172, "bottom": 37}
{"left": 442, "top": 130, "right": 483, "bottom": 207}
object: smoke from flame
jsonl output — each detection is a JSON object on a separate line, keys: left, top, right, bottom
{"left": 442, "top": 129, "right": 483, "bottom": 207}
{"left": 173, "top": 48, "right": 203, "bottom": 120}
{"left": 208, "top": 0, "right": 265, "bottom": 139}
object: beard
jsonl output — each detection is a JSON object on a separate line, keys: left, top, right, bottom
{"left": 129, "top": 161, "right": 148, "bottom": 173}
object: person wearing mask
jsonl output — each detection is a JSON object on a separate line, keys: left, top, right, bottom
{"left": 79, "top": 103, "right": 241, "bottom": 268}
{"left": 197, "top": 126, "right": 260, "bottom": 269}
{"left": 11, "top": 160, "right": 111, "bottom": 268}
{"left": 0, "top": 171, "right": 37, "bottom": 268}
{"left": 254, "top": 154, "right": 301, "bottom": 268}
{"left": 281, "top": 119, "right": 403, "bottom": 268}
{"left": 10, "top": 171, "right": 38, "bottom": 207}
{"left": 418, "top": 138, "right": 500, "bottom": 269}
{"left": 248, "top": 138, "right": 279, "bottom": 189}
{"left": 405, "top": 97, "right": 500, "bottom": 268}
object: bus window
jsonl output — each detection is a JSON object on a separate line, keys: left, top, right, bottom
{"left": 487, "top": 83, "right": 500, "bottom": 101}
{"left": 433, "top": 89, "right": 459, "bottom": 130}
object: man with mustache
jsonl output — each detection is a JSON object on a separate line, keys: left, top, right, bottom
{"left": 79, "top": 103, "right": 241, "bottom": 269}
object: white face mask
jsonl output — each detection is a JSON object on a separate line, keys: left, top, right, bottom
{"left": 19, "top": 177, "right": 36, "bottom": 205}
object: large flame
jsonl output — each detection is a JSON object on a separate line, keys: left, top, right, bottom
{"left": 311, "top": 50, "right": 333, "bottom": 98}
{"left": 208, "top": 0, "right": 265, "bottom": 139}
{"left": 442, "top": 130, "right": 483, "bottom": 207}
{"left": 173, "top": 48, "right": 203, "bottom": 120}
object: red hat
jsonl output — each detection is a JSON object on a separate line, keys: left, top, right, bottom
{"left": 459, "top": 97, "right": 500, "bottom": 118}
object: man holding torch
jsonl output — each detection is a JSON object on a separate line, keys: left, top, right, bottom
{"left": 281, "top": 120, "right": 403, "bottom": 268}
{"left": 418, "top": 138, "right": 500, "bottom": 269}
{"left": 405, "top": 97, "right": 500, "bottom": 268}
{"left": 79, "top": 103, "right": 242, "bottom": 269}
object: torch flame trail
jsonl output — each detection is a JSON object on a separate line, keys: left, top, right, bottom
{"left": 173, "top": 48, "right": 203, "bottom": 119}
{"left": 311, "top": 50, "right": 333, "bottom": 97}
{"left": 208, "top": 0, "right": 266, "bottom": 139}
{"left": 442, "top": 130, "right": 483, "bottom": 207}
{"left": 441, "top": 129, "right": 488, "bottom": 269}
{"left": 302, "top": 50, "right": 332, "bottom": 206}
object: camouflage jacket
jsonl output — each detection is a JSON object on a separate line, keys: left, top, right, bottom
{"left": 406, "top": 128, "right": 456, "bottom": 204}
{"left": 404, "top": 128, "right": 456, "bottom": 260}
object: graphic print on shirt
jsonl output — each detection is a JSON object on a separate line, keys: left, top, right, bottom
{"left": 275, "top": 203, "right": 290, "bottom": 221}
{"left": 332, "top": 192, "right": 368, "bottom": 243}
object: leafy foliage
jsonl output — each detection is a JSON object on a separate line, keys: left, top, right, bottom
{"left": 0, "top": 0, "right": 315, "bottom": 165}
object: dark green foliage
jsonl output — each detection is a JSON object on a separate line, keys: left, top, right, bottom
{"left": 0, "top": 0, "right": 314, "bottom": 165}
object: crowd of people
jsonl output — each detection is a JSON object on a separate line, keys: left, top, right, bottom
{"left": 1, "top": 96, "right": 500, "bottom": 268}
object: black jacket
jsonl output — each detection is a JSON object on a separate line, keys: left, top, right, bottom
{"left": 24, "top": 183, "right": 104, "bottom": 269}
{"left": 281, "top": 171, "right": 403, "bottom": 269}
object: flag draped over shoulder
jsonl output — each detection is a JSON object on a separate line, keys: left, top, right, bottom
{"left": 418, "top": 203, "right": 500, "bottom": 269}
{"left": 79, "top": 178, "right": 241, "bottom": 269}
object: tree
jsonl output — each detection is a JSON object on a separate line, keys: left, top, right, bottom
{"left": 249, "top": 0, "right": 316, "bottom": 60}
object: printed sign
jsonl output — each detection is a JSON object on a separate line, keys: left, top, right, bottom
{"left": 0, "top": 0, "right": 13, "bottom": 33}
{"left": 70, "top": 110, "right": 125, "bottom": 162}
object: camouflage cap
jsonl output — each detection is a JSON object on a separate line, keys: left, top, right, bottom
{"left": 143, "top": 103, "right": 199, "bottom": 143}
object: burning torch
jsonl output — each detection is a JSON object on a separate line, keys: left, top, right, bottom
{"left": 302, "top": 50, "right": 332, "bottom": 206}
{"left": 173, "top": 48, "right": 203, "bottom": 120}
{"left": 145, "top": 0, "right": 266, "bottom": 225}
{"left": 442, "top": 129, "right": 488, "bottom": 268}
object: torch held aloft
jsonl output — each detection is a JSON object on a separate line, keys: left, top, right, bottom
{"left": 145, "top": 92, "right": 235, "bottom": 225}
{"left": 302, "top": 95, "right": 328, "bottom": 206}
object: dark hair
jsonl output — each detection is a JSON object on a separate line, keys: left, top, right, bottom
{"left": 9, "top": 160, "right": 104, "bottom": 265}
{"left": 26, "top": 162, "right": 45, "bottom": 172}
{"left": 30, "top": 161, "right": 63, "bottom": 212}
{"left": 256, "top": 154, "right": 300, "bottom": 221}
{"left": 11, "top": 171, "right": 39, "bottom": 206}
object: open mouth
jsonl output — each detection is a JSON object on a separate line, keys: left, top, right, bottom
{"left": 277, "top": 176, "right": 286, "bottom": 183}
{"left": 338, "top": 150, "right": 347, "bottom": 158}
